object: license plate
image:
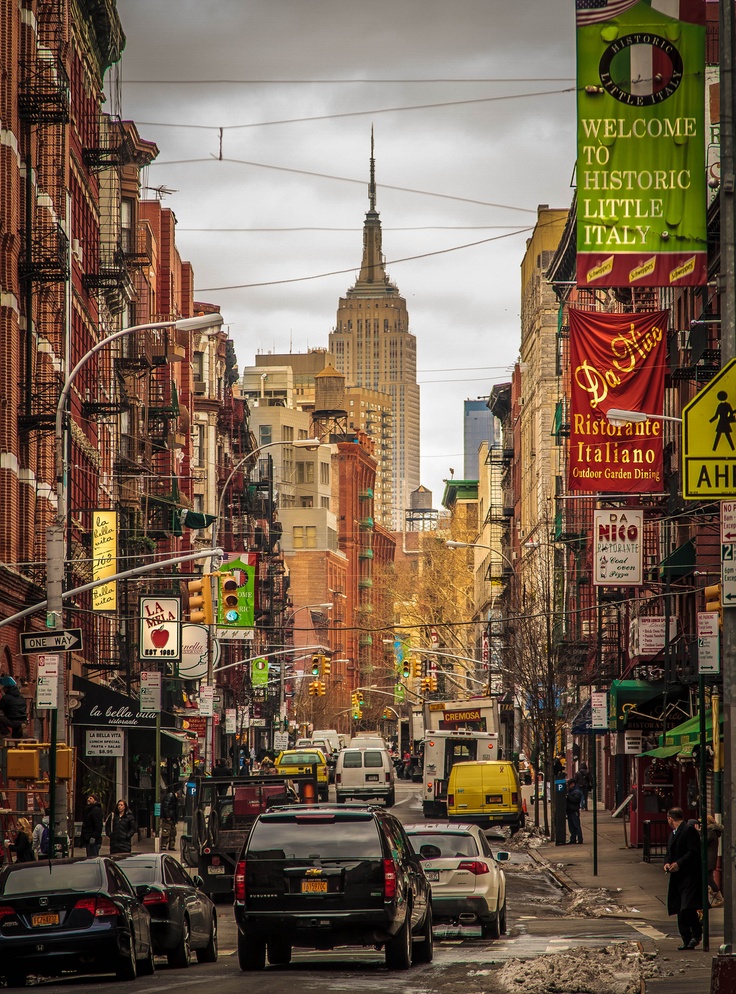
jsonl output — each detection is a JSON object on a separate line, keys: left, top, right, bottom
{"left": 424, "top": 870, "right": 439, "bottom": 882}
{"left": 207, "top": 866, "right": 225, "bottom": 875}
{"left": 486, "top": 794, "right": 503, "bottom": 804}
{"left": 301, "top": 879, "right": 328, "bottom": 893}
{"left": 366, "top": 774, "right": 379, "bottom": 782}
{"left": 32, "top": 913, "right": 59, "bottom": 927}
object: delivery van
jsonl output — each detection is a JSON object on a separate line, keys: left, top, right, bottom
{"left": 446, "top": 760, "right": 524, "bottom": 833}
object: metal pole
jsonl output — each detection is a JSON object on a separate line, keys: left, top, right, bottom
{"left": 699, "top": 675, "right": 709, "bottom": 952}
{"left": 154, "top": 710, "right": 161, "bottom": 853}
{"left": 719, "top": 0, "right": 736, "bottom": 954}
{"left": 591, "top": 731, "right": 598, "bottom": 876}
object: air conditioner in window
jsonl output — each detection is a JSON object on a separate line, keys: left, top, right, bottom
{"left": 193, "top": 380, "right": 206, "bottom": 395}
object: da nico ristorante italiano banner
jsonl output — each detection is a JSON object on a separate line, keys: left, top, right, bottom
{"left": 569, "top": 308, "right": 667, "bottom": 493}
{"left": 575, "top": 0, "right": 706, "bottom": 287}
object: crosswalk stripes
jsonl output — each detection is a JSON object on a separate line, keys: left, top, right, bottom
{"left": 624, "top": 919, "right": 668, "bottom": 940}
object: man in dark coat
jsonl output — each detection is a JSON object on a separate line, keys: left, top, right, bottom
{"left": 160, "top": 784, "right": 179, "bottom": 852}
{"left": 664, "top": 806, "right": 702, "bottom": 949}
{"left": 565, "top": 779, "right": 584, "bottom": 844}
{"left": 80, "top": 794, "right": 103, "bottom": 857}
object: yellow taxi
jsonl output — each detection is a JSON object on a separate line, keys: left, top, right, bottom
{"left": 275, "top": 748, "right": 329, "bottom": 801}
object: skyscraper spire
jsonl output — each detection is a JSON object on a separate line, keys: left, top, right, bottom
{"left": 369, "top": 125, "right": 376, "bottom": 213}
{"left": 357, "top": 128, "right": 392, "bottom": 288}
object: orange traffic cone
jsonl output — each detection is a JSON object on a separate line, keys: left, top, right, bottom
{"left": 522, "top": 798, "right": 528, "bottom": 816}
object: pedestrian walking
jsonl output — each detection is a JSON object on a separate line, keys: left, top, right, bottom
{"left": 664, "top": 806, "right": 702, "bottom": 949}
{"left": 574, "top": 763, "right": 594, "bottom": 811}
{"left": 565, "top": 779, "right": 584, "bottom": 844}
{"left": 705, "top": 813, "right": 724, "bottom": 907}
{"left": 13, "top": 817, "right": 35, "bottom": 862}
{"left": 105, "top": 799, "right": 137, "bottom": 854}
{"left": 32, "top": 807, "right": 51, "bottom": 858}
{"left": 80, "top": 793, "right": 103, "bottom": 857}
{"left": 160, "top": 784, "right": 179, "bottom": 852}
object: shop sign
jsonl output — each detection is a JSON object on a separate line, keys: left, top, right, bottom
{"left": 594, "top": 509, "right": 643, "bottom": 585}
{"left": 86, "top": 729, "right": 124, "bottom": 757}
{"left": 92, "top": 510, "right": 117, "bottom": 612}
{"left": 569, "top": 309, "right": 666, "bottom": 494}
{"left": 624, "top": 730, "right": 643, "bottom": 755}
{"left": 630, "top": 616, "right": 678, "bottom": 657}
{"left": 139, "top": 596, "right": 182, "bottom": 663}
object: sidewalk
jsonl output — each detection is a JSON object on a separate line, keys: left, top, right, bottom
{"left": 529, "top": 805, "right": 721, "bottom": 993}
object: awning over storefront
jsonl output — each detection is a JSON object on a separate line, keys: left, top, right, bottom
{"left": 128, "top": 726, "right": 196, "bottom": 757}
{"left": 640, "top": 744, "right": 680, "bottom": 758}
{"left": 610, "top": 679, "right": 663, "bottom": 729}
{"left": 72, "top": 675, "right": 175, "bottom": 730}
{"left": 657, "top": 539, "right": 696, "bottom": 581}
{"left": 659, "top": 711, "right": 723, "bottom": 752}
{"left": 571, "top": 698, "right": 592, "bottom": 735}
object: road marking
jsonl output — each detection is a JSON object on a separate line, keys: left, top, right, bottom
{"left": 624, "top": 920, "right": 667, "bottom": 940}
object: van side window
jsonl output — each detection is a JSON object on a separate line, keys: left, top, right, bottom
{"left": 363, "top": 751, "right": 383, "bottom": 768}
{"left": 342, "top": 751, "right": 363, "bottom": 768}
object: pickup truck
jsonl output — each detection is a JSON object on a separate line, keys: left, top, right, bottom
{"left": 182, "top": 772, "right": 318, "bottom": 898}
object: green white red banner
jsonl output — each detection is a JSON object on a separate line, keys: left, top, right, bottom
{"left": 576, "top": 0, "right": 707, "bottom": 287}
{"left": 568, "top": 307, "right": 667, "bottom": 492}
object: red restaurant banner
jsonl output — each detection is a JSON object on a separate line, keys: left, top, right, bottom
{"left": 569, "top": 308, "right": 667, "bottom": 493}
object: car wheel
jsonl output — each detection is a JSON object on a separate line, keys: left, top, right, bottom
{"left": 168, "top": 917, "right": 191, "bottom": 968}
{"left": 385, "top": 789, "right": 396, "bottom": 807}
{"left": 238, "top": 930, "right": 266, "bottom": 971}
{"left": 385, "top": 906, "right": 413, "bottom": 970}
{"left": 116, "top": 935, "right": 138, "bottom": 981}
{"left": 481, "top": 906, "right": 501, "bottom": 940}
{"left": 412, "top": 903, "right": 434, "bottom": 964}
{"left": 197, "top": 914, "right": 218, "bottom": 963}
{"left": 139, "top": 939, "right": 156, "bottom": 976}
{"left": 499, "top": 898, "right": 507, "bottom": 935}
{"left": 4, "top": 973, "right": 27, "bottom": 988}
{"left": 267, "top": 937, "right": 292, "bottom": 965}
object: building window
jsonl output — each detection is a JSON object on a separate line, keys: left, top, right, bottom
{"left": 293, "top": 525, "right": 317, "bottom": 548}
{"left": 320, "top": 462, "right": 330, "bottom": 485}
{"left": 296, "top": 461, "right": 315, "bottom": 484}
{"left": 259, "top": 424, "right": 272, "bottom": 447}
{"left": 192, "top": 423, "right": 205, "bottom": 467}
{"left": 282, "top": 425, "right": 294, "bottom": 443}
{"left": 300, "top": 496, "right": 314, "bottom": 508}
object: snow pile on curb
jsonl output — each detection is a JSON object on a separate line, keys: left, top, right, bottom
{"left": 564, "top": 886, "right": 638, "bottom": 918}
{"left": 495, "top": 941, "right": 647, "bottom": 994}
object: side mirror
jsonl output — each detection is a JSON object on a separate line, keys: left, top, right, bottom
{"left": 192, "top": 874, "right": 204, "bottom": 889}
{"left": 135, "top": 884, "right": 152, "bottom": 898}
{"left": 495, "top": 850, "right": 510, "bottom": 863}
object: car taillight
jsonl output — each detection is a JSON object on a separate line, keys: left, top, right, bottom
{"left": 234, "top": 859, "right": 246, "bottom": 902}
{"left": 74, "top": 896, "right": 120, "bottom": 916}
{"left": 426, "top": 782, "right": 433, "bottom": 791}
{"left": 447, "top": 794, "right": 454, "bottom": 806}
{"left": 204, "top": 846, "right": 211, "bottom": 854}
{"left": 142, "top": 890, "right": 168, "bottom": 906}
{"left": 383, "top": 858, "right": 398, "bottom": 899}
{"left": 385, "top": 772, "right": 391, "bottom": 782}
{"left": 512, "top": 792, "right": 518, "bottom": 804}
{"left": 335, "top": 773, "right": 341, "bottom": 784}
{"left": 458, "top": 860, "right": 490, "bottom": 875}
{"left": 0, "top": 906, "right": 16, "bottom": 921}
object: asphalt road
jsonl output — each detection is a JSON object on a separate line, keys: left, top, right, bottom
{"left": 14, "top": 782, "right": 658, "bottom": 992}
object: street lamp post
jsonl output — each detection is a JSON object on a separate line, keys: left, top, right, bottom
{"left": 48, "top": 314, "right": 223, "bottom": 847}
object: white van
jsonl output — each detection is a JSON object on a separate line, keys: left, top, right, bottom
{"left": 349, "top": 735, "right": 387, "bottom": 749}
{"left": 335, "top": 747, "right": 395, "bottom": 806}
{"left": 311, "top": 729, "right": 341, "bottom": 756}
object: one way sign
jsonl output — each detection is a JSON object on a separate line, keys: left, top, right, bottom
{"left": 20, "top": 629, "right": 83, "bottom": 654}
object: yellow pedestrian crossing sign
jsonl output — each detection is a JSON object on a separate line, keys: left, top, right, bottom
{"left": 683, "top": 358, "right": 736, "bottom": 500}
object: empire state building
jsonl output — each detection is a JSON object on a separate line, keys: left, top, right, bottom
{"left": 328, "top": 139, "right": 420, "bottom": 529}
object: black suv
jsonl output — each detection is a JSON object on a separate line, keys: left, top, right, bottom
{"left": 233, "top": 803, "right": 433, "bottom": 970}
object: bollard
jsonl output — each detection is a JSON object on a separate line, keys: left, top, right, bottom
{"left": 711, "top": 954, "right": 736, "bottom": 992}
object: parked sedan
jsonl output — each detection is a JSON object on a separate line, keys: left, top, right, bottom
{"left": 406, "top": 822, "right": 509, "bottom": 938}
{"left": 115, "top": 852, "right": 217, "bottom": 967}
{"left": 0, "top": 857, "right": 154, "bottom": 988}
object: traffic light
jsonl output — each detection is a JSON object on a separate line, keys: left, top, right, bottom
{"left": 318, "top": 681, "right": 326, "bottom": 696}
{"left": 311, "top": 654, "right": 321, "bottom": 676}
{"left": 187, "top": 574, "right": 213, "bottom": 625}
{"left": 402, "top": 660, "right": 410, "bottom": 679}
{"left": 322, "top": 657, "right": 331, "bottom": 678}
{"left": 413, "top": 658, "right": 422, "bottom": 678}
{"left": 309, "top": 680, "right": 319, "bottom": 696}
{"left": 217, "top": 573, "right": 247, "bottom": 626}
{"left": 705, "top": 582, "right": 723, "bottom": 626}
{"left": 429, "top": 674, "right": 438, "bottom": 692}
{"left": 421, "top": 676, "right": 430, "bottom": 692}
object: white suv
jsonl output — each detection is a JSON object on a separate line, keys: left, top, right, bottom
{"left": 335, "top": 748, "right": 395, "bottom": 806}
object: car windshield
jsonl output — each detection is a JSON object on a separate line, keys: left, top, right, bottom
{"left": 1, "top": 862, "right": 103, "bottom": 896}
{"left": 115, "top": 860, "right": 159, "bottom": 886}
{"left": 279, "top": 753, "right": 321, "bottom": 765}
{"left": 408, "top": 832, "right": 479, "bottom": 859}
{"left": 248, "top": 817, "right": 383, "bottom": 859}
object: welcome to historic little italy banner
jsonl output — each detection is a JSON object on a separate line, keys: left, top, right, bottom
{"left": 569, "top": 308, "right": 667, "bottom": 492}
{"left": 575, "top": 0, "right": 707, "bottom": 287}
